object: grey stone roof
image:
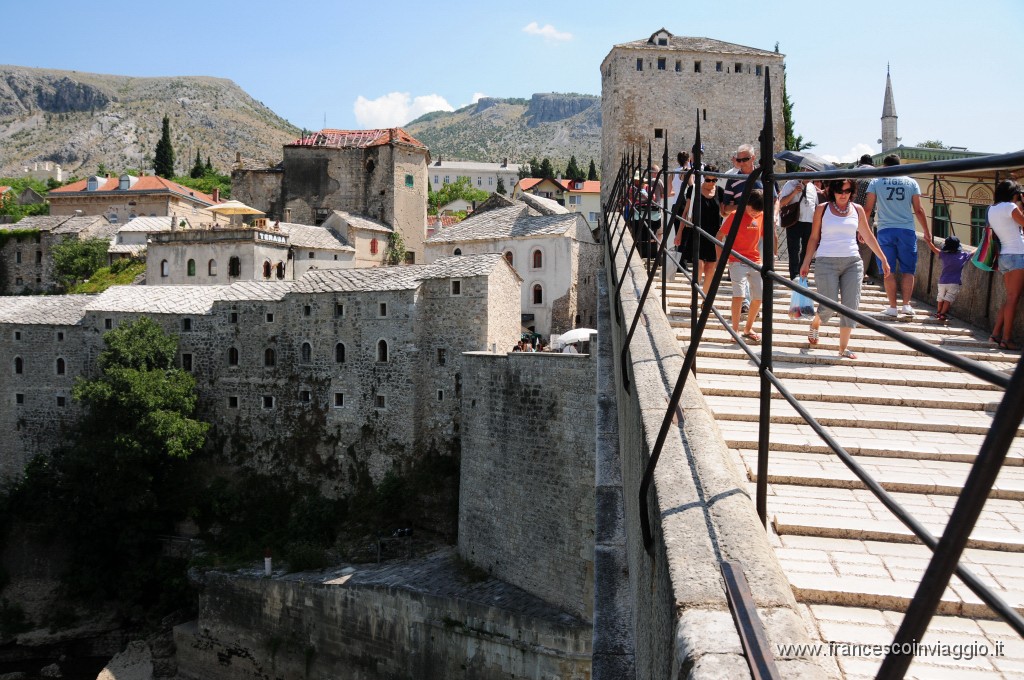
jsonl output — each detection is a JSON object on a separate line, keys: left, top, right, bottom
{"left": 108, "top": 243, "right": 147, "bottom": 256}
{"left": 278, "top": 222, "right": 353, "bottom": 251}
{"left": 0, "top": 296, "right": 91, "bottom": 325}
{"left": 84, "top": 282, "right": 294, "bottom": 315}
{"left": 519, "top": 193, "right": 569, "bottom": 216}
{"left": 53, "top": 215, "right": 117, "bottom": 239}
{"left": 425, "top": 205, "right": 580, "bottom": 244}
{"left": 616, "top": 32, "right": 780, "bottom": 58}
{"left": 292, "top": 254, "right": 509, "bottom": 293}
{"left": 0, "top": 215, "right": 71, "bottom": 232}
{"left": 331, "top": 210, "right": 392, "bottom": 234}
{"left": 119, "top": 216, "right": 187, "bottom": 233}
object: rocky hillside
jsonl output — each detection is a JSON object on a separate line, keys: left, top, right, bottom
{"left": 0, "top": 66, "right": 301, "bottom": 177}
{"left": 406, "top": 93, "right": 601, "bottom": 172}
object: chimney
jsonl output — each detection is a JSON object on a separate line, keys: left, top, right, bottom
{"left": 502, "top": 157, "right": 508, "bottom": 167}
{"left": 212, "top": 187, "right": 220, "bottom": 203}
{"left": 171, "top": 213, "right": 177, "bottom": 231}
{"left": 236, "top": 152, "right": 242, "bottom": 163}
{"left": 284, "top": 208, "right": 292, "bottom": 222}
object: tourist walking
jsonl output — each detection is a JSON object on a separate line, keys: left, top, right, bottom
{"left": 676, "top": 165, "right": 723, "bottom": 296}
{"left": 864, "top": 154, "right": 941, "bottom": 318}
{"left": 935, "top": 236, "right": 970, "bottom": 322}
{"left": 717, "top": 189, "right": 772, "bottom": 343}
{"left": 779, "top": 171, "right": 818, "bottom": 279}
{"left": 801, "top": 179, "right": 891, "bottom": 359}
{"left": 988, "top": 180, "right": 1024, "bottom": 350}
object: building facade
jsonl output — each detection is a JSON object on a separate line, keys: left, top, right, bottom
{"left": 600, "top": 28, "right": 785, "bottom": 205}
{"left": 0, "top": 215, "right": 115, "bottom": 294}
{"left": 47, "top": 174, "right": 216, "bottom": 225}
{"left": 429, "top": 158, "right": 521, "bottom": 197}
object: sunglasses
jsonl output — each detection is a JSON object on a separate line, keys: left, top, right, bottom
{"left": 735, "top": 156, "right": 752, "bottom": 163}
{"left": 703, "top": 178, "right": 717, "bottom": 183}
{"left": 834, "top": 187, "right": 853, "bottom": 195}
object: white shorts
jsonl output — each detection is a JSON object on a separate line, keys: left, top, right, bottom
{"left": 937, "top": 283, "right": 961, "bottom": 303}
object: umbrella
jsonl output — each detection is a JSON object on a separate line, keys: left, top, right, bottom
{"left": 554, "top": 327, "right": 597, "bottom": 347}
{"left": 208, "top": 200, "right": 265, "bottom": 215}
{"left": 774, "top": 150, "right": 836, "bottom": 172}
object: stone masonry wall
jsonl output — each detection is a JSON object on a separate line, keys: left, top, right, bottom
{"left": 230, "top": 168, "right": 284, "bottom": 219}
{"left": 458, "top": 351, "right": 597, "bottom": 621}
{"left": 0, "top": 230, "right": 63, "bottom": 295}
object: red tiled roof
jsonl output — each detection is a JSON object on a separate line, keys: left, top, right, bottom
{"left": 49, "top": 176, "right": 215, "bottom": 205}
{"left": 0, "top": 186, "right": 11, "bottom": 194}
{"left": 427, "top": 215, "right": 460, "bottom": 229}
{"left": 518, "top": 178, "right": 542, "bottom": 191}
{"left": 288, "top": 128, "right": 427, "bottom": 150}
{"left": 560, "top": 179, "right": 600, "bottom": 193}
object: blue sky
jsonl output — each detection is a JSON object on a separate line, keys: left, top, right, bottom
{"left": 2, "top": 1, "right": 1021, "bottom": 162}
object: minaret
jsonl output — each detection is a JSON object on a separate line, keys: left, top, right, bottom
{"left": 878, "top": 65, "right": 899, "bottom": 152}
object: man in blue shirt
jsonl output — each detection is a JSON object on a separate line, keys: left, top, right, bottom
{"left": 864, "top": 154, "right": 940, "bottom": 318}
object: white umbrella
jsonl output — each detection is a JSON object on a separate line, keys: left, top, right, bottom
{"left": 208, "top": 200, "right": 264, "bottom": 215}
{"left": 554, "top": 327, "right": 597, "bottom": 347}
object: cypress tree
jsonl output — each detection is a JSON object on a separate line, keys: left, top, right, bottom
{"left": 154, "top": 115, "right": 175, "bottom": 178}
{"left": 190, "top": 150, "right": 204, "bottom": 179}
{"left": 587, "top": 159, "right": 598, "bottom": 181}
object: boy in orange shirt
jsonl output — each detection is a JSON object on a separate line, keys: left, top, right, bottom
{"left": 716, "top": 189, "right": 773, "bottom": 343}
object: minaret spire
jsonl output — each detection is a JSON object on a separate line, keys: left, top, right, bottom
{"left": 879, "top": 66, "right": 899, "bottom": 152}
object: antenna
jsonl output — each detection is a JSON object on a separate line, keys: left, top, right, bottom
{"left": 324, "top": 112, "right": 326, "bottom": 128}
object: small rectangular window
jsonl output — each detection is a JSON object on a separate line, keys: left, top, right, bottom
{"left": 57, "top": 396, "right": 66, "bottom": 407}
{"left": 379, "top": 302, "right": 387, "bottom": 317}
{"left": 375, "top": 394, "right": 386, "bottom": 409}
{"left": 335, "top": 303, "right": 345, "bottom": 318}
{"left": 657, "top": 37, "right": 667, "bottom": 46}
{"left": 405, "top": 174, "right": 414, "bottom": 188}
{"left": 451, "top": 280, "right": 461, "bottom": 296}
{"left": 735, "top": 62, "right": 743, "bottom": 74}
{"left": 636, "top": 58, "right": 643, "bottom": 72}
{"left": 104, "top": 318, "right": 113, "bottom": 330}
{"left": 405, "top": 252, "right": 415, "bottom": 264}
{"left": 755, "top": 65, "right": 763, "bottom": 76}
{"left": 15, "top": 251, "right": 21, "bottom": 264}
{"left": 229, "top": 311, "right": 238, "bottom": 324}
{"left": 182, "top": 318, "right": 193, "bottom": 332}
{"left": 654, "top": 128, "right": 664, "bottom": 139}
{"left": 437, "top": 390, "right": 444, "bottom": 402}
{"left": 262, "top": 395, "right": 274, "bottom": 409}
{"left": 36, "top": 251, "right": 42, "bottom": 264}
{"left": 182, "top": 353, "right": 193, "bottom": 371}
{"left": 299, "top": 390, "right": 311, "bottom": 403}
{"left": 303, "top": 305, "right": 312, "bottom": 317}
{"left": 716, "top": 61, "right": 723, "bottom": 72}
{"left": 437, "top": 348, "right": 447, "bottom": 366}
{"left": 266, "top": 313, "right": 275, "bottom": 323}
{"left": 57, "top": 331, "right": 64, "bottom": 341}
{"left": 334, "top": 392, "right": 345, "bottom": 408}
{"left": 694, "top": 61, "right": 701, "bottom": 73}
{"left": 228, "top": 396, "right": 239, "bottom": 409}
{"left": 14, "top": 331, "right": 21, "bottom": 340}
{"left": 657, "top": 57, "right": 666, "bottom": 71}
{"left": 675, "top": 60, "right": 681, "bottom": 72}
{"left": 16, "top": 393, "right": 24, "bottom": 404}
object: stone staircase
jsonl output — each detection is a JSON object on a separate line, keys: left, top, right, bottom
{"left": 662, "top": 268, "right": 1024, "bottom": 678}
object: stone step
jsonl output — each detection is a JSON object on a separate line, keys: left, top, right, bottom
{"left": 734, "top": 449, "right": 1024, "bottom": 501}
{"left": 705, "top": 394, "right": 1019, "bottom": 437}
{"left": 691, "top": 356, "right": 1004, "bottom": 391}
{"left": 767, "top": 484, "right": 1024, "bottom": 553}
{"left": 718, "top": 420, "right": 1024, "bottom": 467}
{"left": 701, "top": 375, "right": 1001, "bottom": 411}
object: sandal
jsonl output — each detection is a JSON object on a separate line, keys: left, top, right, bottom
{"left": 742, "top": 332, "right": 761, "bottom": 343}
{"left": 808, "top": 326, "right": 819, "bottom": 346}
{"left": 999, "top": 339, "right": 1021, "bottom": 351}
{"left": 840, "top": 349, "right": 857, "bottom": 359}
{"left": 989, "top": 334, "right": 1001, "bottom": 344}
{"left": 936, "top": 313, "right": 947, "bottom": 322}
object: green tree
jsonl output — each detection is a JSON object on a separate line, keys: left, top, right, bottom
{"left": 524, "top": 156, "right": 540, "bottom": 179}
{"left": 51, "top": 237, "right": 110, "bottom": 289}
{"left": 384, "top": 230, "right": 407, "bottom": 265}
{"left": 538, "top": 158, "right": 555, "bottom": 179}
{"left": 778, "top": 43, "right": 814, "bottom": 163}
{"left": 205, "top": 156, "right": 213, "bottom": 173}
{"left": 6, "top": 318, "right": 208, "bottom": 607}
{"left": 916, "top": 140, "right": 948, "bottom": 149}
{"left": 174, "top": 169, "right": 231, "bottom": 200}
{"left": 428, "top": 176, "right": 488, "bottom": 215}
{"left": 587, "top": 159, "right": 598, "bottom": 181}
{"left": 565, "top": 155, "right": 585, "bottom": 182}
{"left": 154, "top": 115, "right": 175, "bottom": 178}
{"left": 190, "top": 150, "right": 205, "bottom": 179}
{"left": 496, "top": 177, "right": 507, "bottom": 195}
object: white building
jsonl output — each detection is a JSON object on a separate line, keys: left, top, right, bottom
{"left": 429, "top": 158, "right": 521, "bottom": 196}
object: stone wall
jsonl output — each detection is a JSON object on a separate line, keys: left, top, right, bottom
{"left": 458, "top": 350, "right": 596, "bottom": 622}
{"left": 0, "top": 230, "right": 56, "bottom": 294}
{"left": 231, "top": 168, "right": 284, "bottom": 219}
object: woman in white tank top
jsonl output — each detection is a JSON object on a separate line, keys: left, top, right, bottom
{"left": 988, "top": 180, "right": 1024, "bottom": 349}
{"left": 800, "top": 179, "right": 891, "bottom": 359}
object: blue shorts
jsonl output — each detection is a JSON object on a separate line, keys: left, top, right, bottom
{"left": 877, "top": 229, "right": 918, "bottom": 275}
{"left": 999, "top": 253, "right": 1024, "bottom": 272}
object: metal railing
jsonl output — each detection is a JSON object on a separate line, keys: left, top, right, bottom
{"left": 600, "top": 66, "right": 1024, "bottom": 678}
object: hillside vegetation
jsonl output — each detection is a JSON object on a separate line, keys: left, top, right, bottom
{"left": 0, "top": 66, "right": 301, "bottom": 177}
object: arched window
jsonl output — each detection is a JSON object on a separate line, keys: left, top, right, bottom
{"left": 453, "top": 247, "right": 462, "bottom": 256}
{"left": 208, "top": 259, "right": 217, "bottom": 276}
{"left": 229, "top": 257, "right": 241, "bottom": 277}
{"left": 14, "top": 357, "right": 23, "bottom": 374}
{"left": 504, "top": 251, "right": 514, "bottom": 266}
{"left": 532, "top": 249, "right": 543, "bottom": 269}
{"left": 263, "top": 260, "right": 272, "bottom": 279}
{"left": 377, "top": 339, "right": 389, "bottom": 363}
{"left": 187, "top": 259, "right": 196, "bottom": 277}
{"left": 300, "top": 342, "right": 312, "bottom": 363}
{"left": 264, "top": 348, "right": 276, "bottom": 367}
{"left": 228, "top": 347, "right": 239, "bottom": 366}
{"left": 533, "top": 283, "right": 543, "bottom": 305}
{"left": 161, "top": 260, "right": 169, "bottom": 277}
{"left": 276, "top": 261, "right": 285, "bottom": 279}
{"left": 56, "top": 358, "right": 65, "bottom": 375}
{"left": 370, "top": 238, "right": 379, "bottom": 255}
{"left": 335, "top": 343, "right": 346, "bottom": 363}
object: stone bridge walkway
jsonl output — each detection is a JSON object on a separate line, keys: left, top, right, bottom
{"left": 662, "top": 268, "right": 1024, "bottom": 679}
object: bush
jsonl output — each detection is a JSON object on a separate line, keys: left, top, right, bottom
{"left": 52, "top": 238, "right": 110, "bottom": 289}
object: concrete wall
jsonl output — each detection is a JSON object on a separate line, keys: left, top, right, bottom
{"left": 147, "top": 237, "right": 290, "bottom": 285}
{"left": 602, "top": 221, "right": 829, "bottom": 678}
{"left": 459, "top": 350, "right": 597, "bottom": 622}
{"left": 175, "top": 566, "right": 591, "bottom": 680}
{"left": 913, "top": 234, "right": 1024, "bottom": 340}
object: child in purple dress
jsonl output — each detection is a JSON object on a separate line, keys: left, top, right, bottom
{"left": 936, "top": 236, "right": 971, "bottom": 321}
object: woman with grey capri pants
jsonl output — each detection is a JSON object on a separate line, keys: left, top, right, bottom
{"left": 800, "top": 179, "right": 891, "bottom": 359}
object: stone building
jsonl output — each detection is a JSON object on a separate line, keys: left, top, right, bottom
{"left": 424, "top": 194, "right": 601, "bottom": 338}
{"left": 429, "top": 158, "right": 521, "bottom": 196}
{"left": 47, "top": 174, "right": 216, "bottom": 225}
{"left": 232, "top": 128, "right": 430, "bottom": 265}
{"left": 0, "top": 214, "right": 115, "bottom": 294}
{"left": 0, "top": 255, "right": 521, "bottom": 492}
{"left": 600, "top": 28, "right": 785, "bottom": 204}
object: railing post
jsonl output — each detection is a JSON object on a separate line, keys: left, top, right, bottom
{"left": 662, "top": 136, "right": 669, "bottom": 313}
{"left": 690, "top": 113, "right": 703, "bottom": 376}
{"left": 756, "top": 68, "right": 775, "bottom": 527}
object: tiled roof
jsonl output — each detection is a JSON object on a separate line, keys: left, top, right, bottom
{"left": 278, "top": 222, "right": 353, "bottom": 251}
{"left": 292, "top": 254, "right": 507, "bottom": 293}
{"left": 49, "top": 176, "right": 216, "bottom": 205}
{"left": 287, "top": 128, "right": 427, "bottom": 150}
{"left": 0, "top": 186, "right": 11, "bottom": 194}
{"left": 0, "top": 215, "right": 70, "bottom": 232}
{"left": 617, "top": 32, "right": 780, "bottom": 58}
{"left": 330, "top": 210, "right": 392, "bottom": 234}
{"left": 118, "top": 216, "right": 188, "bottom": 233}
{"left": 519, "top": 193, "right": 569, "bottom": 216}
{"left": 52, "top": 215, "right": 116, "bottom": 238}
{"left": 562, "top": 179, "right": 600, "bottom": 193}
{"left": 84, "top": 282, "right": 294, "bottom": 315}
{"left": 425, "top": 204, "right": 580, "bottom": 244}
{"left": 107, "top": 243, "right": 147, "bottom": 256}
{"left": 518, "top": 178, "right": 542, "bottom": 191}
{"left": 0, "top": 296, "right": 91, "bottom": 326}
{"left": 427, "top": 215, "right": 459, "bottom": 229}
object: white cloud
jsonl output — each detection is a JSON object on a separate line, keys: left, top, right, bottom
{"left": 821, "top": 143, "right": 876, "bottom": 164}
{"left": 353, "top": 92, "right": 454, "bottom": 128}
{"left": 471, "top": 92, "right": 486, "bottom": 103}
{"left": 522, "top": 21, "right": 573, "bottom": 42}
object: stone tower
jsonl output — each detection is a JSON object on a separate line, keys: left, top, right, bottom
{"left": 600, "top": 28, "right": 785, "bottom": 205}
{"left": 879, "top": 66, "right": 899, "bottom": 152}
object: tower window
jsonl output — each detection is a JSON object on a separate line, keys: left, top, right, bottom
{"left": 655, "top": 128, "right": 664, "bottom": 139}
{"left": 636, "top": 58, "right": 643, "bottom": 72}
{"left": 735, "top": 62, "right": 743, "bottom": 74}
{"left": 377, "top": 340, "right": 389, "bottom": 363}
{"left": 675, "top": 60, "right": 681, "bottom": 72}
{"left": 657, "top": 58, "right": 666, "bottom": 71}
{"left": 694, "top": 61, "right": 701, "bottom": 73}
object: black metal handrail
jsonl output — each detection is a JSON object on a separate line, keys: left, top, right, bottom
{"left": 599, "top": 66, "right": 1024, "bottom": 678}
